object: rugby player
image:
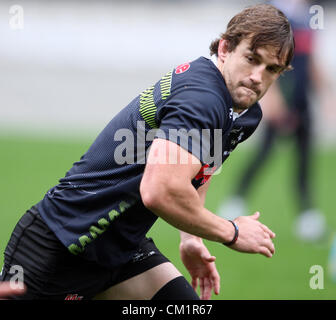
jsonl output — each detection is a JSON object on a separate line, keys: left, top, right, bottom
{"left": 218, "top": 0, "right": 327, "bottom": 243}
{"left": 0, "top": 4, "right": 294, "bottom": 300}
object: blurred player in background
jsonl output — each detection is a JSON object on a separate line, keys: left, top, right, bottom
{"left": 218, "top": 0, "right": 328, "bottom": 242}
{"left": 0, "top": 4, "right": 293, "bottom": 300}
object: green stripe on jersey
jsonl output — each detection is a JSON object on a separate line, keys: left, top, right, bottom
{"left": 160, "top": 71, "right": 173, "bottom": 100}
{"left": 139, "top": 85, "right": 157, "bottom": 129}
{"left": 139, "top": 70, "right": 173, "bottom": 129}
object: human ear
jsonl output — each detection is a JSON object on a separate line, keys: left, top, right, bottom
{"left": 218, "top": 39, "right": 230, "bottom": 64}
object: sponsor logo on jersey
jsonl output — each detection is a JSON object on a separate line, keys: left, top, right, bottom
{"left": 175, "top": 62, "right": 190, "bottom": 74}
{"left": 65, "top": 294, "right": 83, "bottom": 300}
{"left": 67, "top": 200, "right": 136, "bottom": 255}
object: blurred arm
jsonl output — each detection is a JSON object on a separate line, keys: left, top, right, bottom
{"left": 259, "top": 81, "right": 289, "bottom": 126}
{"left": 309, "top": 53, "right": 335, "bottom": 114}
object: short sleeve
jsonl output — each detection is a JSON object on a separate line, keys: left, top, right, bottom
{"left": 155, "top": 88, "right": 230, "bottom": 165}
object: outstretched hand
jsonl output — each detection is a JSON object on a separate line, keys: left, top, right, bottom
{"left": 179, "top": 237, "right": 220, "bottom": 300}
{"left": 230, "top": 212, "right": 276, "bottom": 257}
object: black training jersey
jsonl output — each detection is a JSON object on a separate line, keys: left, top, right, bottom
{"left": 37, "top": 57, "right": 262, "bottom": 268}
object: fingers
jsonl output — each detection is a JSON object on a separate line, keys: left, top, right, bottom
{"left": 200, "top": 278, "right": 213, "bottom": 300}
{"left": 259, "top": 247, "right": 272, "bottom": 258}
{"left": 201, "top": 254, "right": 216, "bottom": 263}
{"left": 197, "top": 272, "right": 221, "bottom": 300}
{"left": 200, "top": 278, "right": 206, "bottom": 300}
{"left": 250, "top": 211, "right": 260, "bottom": 220}
{"left": 255, "top": 215, "right": 276, "bottom": 256}
{"left": 250, "top": 213, "right": 276, "bottom": 238}
{"left": 200, "top": 271, "right": 221, "bottom": 300}
{"left": 211, "top": 272, "right": 220, "bottom": 296}
{"left": 259, "top": 239, "right": 275, "bottom": 258}
{"left": 259, "top": 222, "right": 276, "bottom": 257}
{"left": 260, "top": 223, "right": 276, "bottom": 238}
{"left": 259, "top": 246, "right": 275, "bottom": 258}
{"left": 213, "top": 281, "right": 220, "bottom": 296}
{"left": 234, "top": 211, "right": 276, "bottom": 258}
{"left": 255, "top": 224, "right": 276, "bottom": 258}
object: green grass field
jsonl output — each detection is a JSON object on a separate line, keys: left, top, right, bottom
{"left": 1, "top": 133, "right": 336, "bottom": 299}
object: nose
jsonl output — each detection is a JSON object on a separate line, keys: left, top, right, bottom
{"left": 249, "top": 66, "right": 263, "bottom": 85}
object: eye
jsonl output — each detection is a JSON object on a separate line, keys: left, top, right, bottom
{"left": 246, "top": 55, "right": 254, "bottom": 63}
{"left": 245, "top": 55, "right": 260, "bottom": 65}
{"left": 266, "top": 66, "right": 279, "bottom": 74}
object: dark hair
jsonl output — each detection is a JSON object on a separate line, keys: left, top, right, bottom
{"left": 209, "top": 4, "right": 295, "bottom": 70}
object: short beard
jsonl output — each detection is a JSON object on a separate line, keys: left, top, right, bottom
{"left": 231, "top": 95, "right": 256, "bottom": 111}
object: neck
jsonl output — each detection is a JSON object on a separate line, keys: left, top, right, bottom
{"left": 233, "top": 107, "right": 246, "bottom": 114}
{"left": 214, "top": 56, "right": 237, "bottom": 113}
{"left": 214, "top": 55, "right": 224, "bottom": 74}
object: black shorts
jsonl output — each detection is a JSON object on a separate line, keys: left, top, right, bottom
{"left": 0, "top": 206, "right": 169, "bottom": 300}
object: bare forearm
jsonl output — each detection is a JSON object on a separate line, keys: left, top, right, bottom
{"left": 141, "top": 139, "right": 276, "bottom": 258}
{"left": 145, "top": 182, "right": 234, "bottom": 243}
{"left": 179, "top": 179, "right": 210, "bottom": 243}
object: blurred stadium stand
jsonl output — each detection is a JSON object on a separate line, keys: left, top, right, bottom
{"left": 0, "top": 0, "right": 335, "bottom": 144}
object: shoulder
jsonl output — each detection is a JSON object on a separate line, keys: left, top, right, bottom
{"left": 173, "top": 57, "right": 213, "bottom": 75}
{"left": 169, "top": 57, "right": 232, "bottom": 114}
{"left": 172, "top": 57, "right": 226, "bottom": 90}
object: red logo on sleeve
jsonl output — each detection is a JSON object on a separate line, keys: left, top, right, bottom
{"left": 175, "top": 62, "right": 190, "bottom": 74}
{"left": 194, "top": 164, "right": 217, "bottom": 185}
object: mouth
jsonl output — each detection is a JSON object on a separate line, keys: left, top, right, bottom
{"left": 241, "top": 86, "right": 259, "bottom": 97}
